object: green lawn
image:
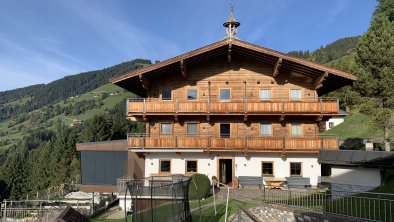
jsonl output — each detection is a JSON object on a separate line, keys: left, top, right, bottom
{"left": 90, "top": 197, "right": 257, "bottom": 222}
{"left": 323, "top": 112, "right": 392, "bottom": 141}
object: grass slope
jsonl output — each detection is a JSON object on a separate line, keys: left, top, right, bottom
{"left": 323, "top": 112, "right": 386, "bottom": 141}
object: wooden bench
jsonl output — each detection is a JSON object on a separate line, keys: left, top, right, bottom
{"left": 238, "top": 176, "right": 264, "bottom": 190}
{"left": 285, "top": 177, "right": 311, "bottom": 188}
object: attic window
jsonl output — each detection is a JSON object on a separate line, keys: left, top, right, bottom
{"left": 188, "top": 89, "right": 197, "bottom": 101}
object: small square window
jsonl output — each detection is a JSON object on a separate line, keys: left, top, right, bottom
{"left": 290, "top": 162, "right": 302, "bottom": 176}
{"left": 290, "top": 89, "right": 301, "bottom": 101}
{"left": 160, "top": 160, "right": 171, "bottom": 173}
{"left": 291, "top": 124, "right": 302, "bottom": 137}
{"left": 161, "top": 123, "right": 172, "bottom": 135}
{"left": 329, "top": 122, "right": 334, "bottom": 128}
{"left": 162, "top": 89, "right": 172, "bottom": 100}
{"left": 260, "top": 123, "right": 272, "bottom": 136}
{"left": 220, "top": 89, "right": 230, "bottom": 102}
{"left": 260, "top": 89, "right": 271, "bottom": 101}
{"left": 187, "top": 123, "right": 198, "bottom": 135}
{"left": 187, "top": 89, "right": 198, "bottom": 101}
{"left": 186, "top": 160, "right": 197, "bottom": 173}
{"left": 262, "top": 162, "right": 273, "bottom": 176}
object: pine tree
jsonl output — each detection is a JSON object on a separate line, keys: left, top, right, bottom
{"left": 355, "top": 13, "right": 394, "bottom": 151}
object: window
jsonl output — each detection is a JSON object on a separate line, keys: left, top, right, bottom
{"left": 291, "top": 124, "right": 302, "bottom": 137}
{"left": 261, "top": 162, "right": 274, "bottom": 176}
{"left": 160, "top": 160, "right": 171, "bottom": 173}
{"left": 187, "top": 123, "right": 198, "bottom": 135}
{"left": 161, "top": 123, "right": 173, "bottom": 135}
{"left": 220, "top": 124, "right": 230, "bottom": 138}
{"left": 290, "top": 162, "right": 302, "bottom": 176}
{"left": 187, "top": 89, "right": 198, "bottom": 101}
{"left": 260, "top": 89, "right": 271, "bottom": 101}
{"left": 329, "top": 122, "right": 334, "bottom": 129}
{"left": 220, "top": 89, "right": 230, "bottom": 102}
{"left": 186, "top": 160, "right": 197, "bottom": 173}
{"left": 260, "top": 123, "right": 272, "bottom": 136}
{"left": 162, "top": 89, "right": 172, "bottom": 100}
{"left": 290, "top": 89, "right": 301, "bottom": 101}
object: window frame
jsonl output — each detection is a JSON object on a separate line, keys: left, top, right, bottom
{"left": 261, "top": 161, "right": 274, "bottom": 177}
{"left": 186, "top": 122, "right": 199, "bottom": 135}
{"left": 289, "top": 89, "right": 302, "bottom": 101}
{"left": 161, "top": 89, "right": 172, "bottom": 101}
{"left": 160, "top": 122, "right": 173, "bottom": 135}
{"left": 260, "top": 123, "right": 272, "bottom": 137}
{"left": 185, "top": 160, "right": 198, "bottom": 174}
{"left": 220, "top": 88, "right": 231, "bottom": 102}
{"left": 291, "top": 123, "right": 302, "bottom": 137}
{"left": 329, "top": 122, "right": 334, "bottom": 129}
{"left": 290, "top": 162, "right": 302, "bottom": 176}
{"left": 259, "top": 88, "right": 272, "bottom": 101}
{"left": 159, "top": 160, "right": 171, "bottom": 175}
{"left": 187, "top": 89, "right": 198, "bottom": 101}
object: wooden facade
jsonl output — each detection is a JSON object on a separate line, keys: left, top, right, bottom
{"left": 111, "top": 39, "right": 356, "bottom": 155}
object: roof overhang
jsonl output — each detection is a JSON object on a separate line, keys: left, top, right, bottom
{"left": 111, "top": 39, "right": 357, "bottom": 97}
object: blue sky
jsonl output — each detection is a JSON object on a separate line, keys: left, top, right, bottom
{"left": 0, "top": 0, "right": 377, "bottom": 92}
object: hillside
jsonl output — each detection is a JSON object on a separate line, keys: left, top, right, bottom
{"left": 0, "top": 59, "right": 151, "bottom": 121}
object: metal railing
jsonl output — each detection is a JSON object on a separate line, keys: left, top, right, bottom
{"left": 0, "top": 199, "right": 91, "bottom": 222}
{"left": 262, "top": 189, "right": 394, "bottom": 222}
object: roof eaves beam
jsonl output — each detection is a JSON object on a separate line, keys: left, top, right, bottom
{"left": 272, "top": 57, "right": 282, "bottom": 77}
{"left": 139, "top": 74, "right": 150, "bottom": 90}
{"left": 180, "top": 60, "right": 187, "bottom": 78}
{"left": 228, "top": 42, "right": 232, "bottom": 63}
{"left": 315, "top": 71, "right": 328, "bottom": 90}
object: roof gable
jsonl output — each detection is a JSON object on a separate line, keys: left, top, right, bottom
{"left": 111, "top": 39, "right": 356, "bottom": 96}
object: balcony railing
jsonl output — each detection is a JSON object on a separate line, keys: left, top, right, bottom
{"left": 127, "top": 133, "right": 338, "bottom": 152}
{"left": 127, "top": 98, "right": 339, "bottom": 117}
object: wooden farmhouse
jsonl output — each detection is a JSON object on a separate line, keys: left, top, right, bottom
{"left": 77, "top": 13, "right": 356, "bottom": 193}
{"left": 108, "top": 14, "right": 356, "bottom": 188}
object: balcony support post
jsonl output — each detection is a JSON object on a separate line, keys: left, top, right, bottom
{"left": 207, "top": 81, "right": 211, "bottom": 122}
{"left": 175, "top": 99, "right": 178, "bottom": 122}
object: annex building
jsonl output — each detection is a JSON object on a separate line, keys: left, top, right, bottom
{"left": 78, "top": 12, "right": 356, "bottom": 191}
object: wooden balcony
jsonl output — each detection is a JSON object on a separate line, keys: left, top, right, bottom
{"left": 127, "top": 134, "right": 339, "bottom": 153}
{"left": 127, "top": 98, "right": 339, "bottom": 118}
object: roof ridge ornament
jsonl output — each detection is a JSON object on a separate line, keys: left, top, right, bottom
{"left": 223, "top": 0, "right": 240, "bottom": 40}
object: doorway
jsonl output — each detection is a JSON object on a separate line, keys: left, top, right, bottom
{"left": 219, "top": 159, "right": 233, "bottom": 186}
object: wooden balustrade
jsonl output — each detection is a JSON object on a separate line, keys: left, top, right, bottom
{"left": 128, "top": 135, "right": 338, "bottom": 152}
{"left": 127, "top": 99, "right": 339, "bottom": 116}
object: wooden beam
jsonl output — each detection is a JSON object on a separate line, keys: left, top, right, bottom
{"left": 228, "top": 42, "right": 232, "bottom": 63}
{"left": 180, "top": 60, "right": 187, "bottom": 78}
{"left": 272, "top": 57, "right": 282, "bottom": 77}
{"left": 314, "top": 71, "right": 328, "bottom": 89}
{"left": 139, "top": 74, "right": 150, "bottom": 90}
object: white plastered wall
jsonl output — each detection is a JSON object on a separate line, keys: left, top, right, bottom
{"left": 326, "top": 116, "right": 345, "bottom": 130}
{"left": 144, "top": 152, "right": 321, "bottom": 186}
{"left": 331, "top": 166, "right": 381, "bottom": 187}
{"left": 234, "top": 153, "right": 321, "bottom": 186}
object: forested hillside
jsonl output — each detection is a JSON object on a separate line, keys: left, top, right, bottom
{"left": 0, "top": 59, "right": 151, "bottom": 121}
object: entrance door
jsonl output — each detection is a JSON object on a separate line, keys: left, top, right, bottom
{"left": 219, "top": 159, "right": 233, "bottom": 186}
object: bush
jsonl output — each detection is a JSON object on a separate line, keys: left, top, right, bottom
{"left": 188, "top": 174, "right": 211, "bottom": 200}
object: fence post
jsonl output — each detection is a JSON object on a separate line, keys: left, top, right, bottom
{"left": 3, "top": 200, "right": 7, "bottom": 222}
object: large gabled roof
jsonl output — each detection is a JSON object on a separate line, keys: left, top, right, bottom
{"left": 111, "top": 38, "right": 356, "bottom": 97}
